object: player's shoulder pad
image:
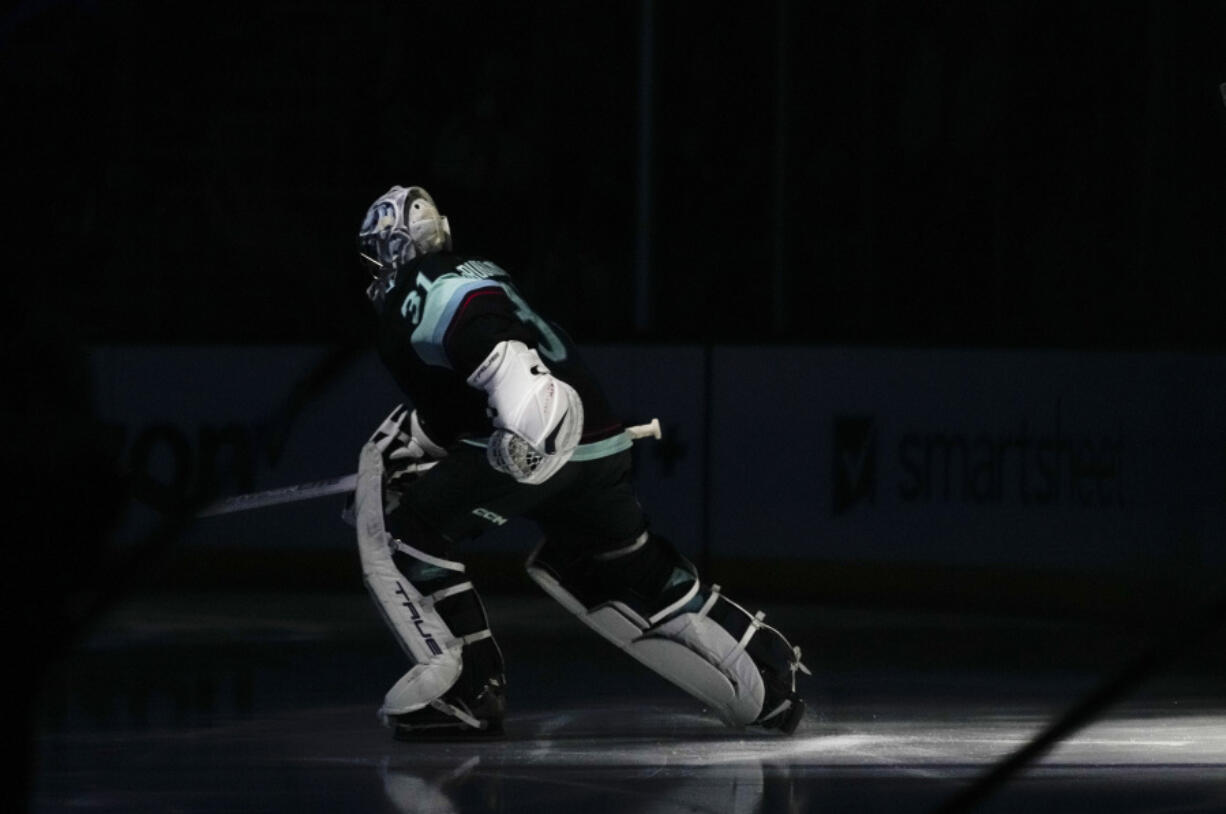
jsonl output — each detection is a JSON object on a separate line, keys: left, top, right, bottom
{"left": 409, "top": 257, "right": 515, "bottom": 369}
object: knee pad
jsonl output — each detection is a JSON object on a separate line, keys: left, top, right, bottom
{"left": 356, "top": 443, "right": 504, "bottom": 729}
{"left": 525, "top": 533, "right": 809, "bottom": 731}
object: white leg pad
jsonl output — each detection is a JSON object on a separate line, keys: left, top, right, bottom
{"left": 379, "top": 659, "right": 462, "bottom": 721}
{"left": 633, "top": 615, "right": 765, "bottom": 726}
{"left": 356, "top": 442, "right": 464, "bottom": 721}
{"left": 528, "top": 561, "right": 766, "bottom": 727}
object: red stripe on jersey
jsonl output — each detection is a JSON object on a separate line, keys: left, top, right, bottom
{"left": 442, "top": 286, "right": 509, "bottom": 349}
{"left": 453, "top": 286, "right": 508, "bottom": 323}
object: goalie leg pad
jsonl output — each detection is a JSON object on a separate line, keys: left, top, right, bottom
{"left": 526, "top": 534, "right": 806, "bottom": 730}
{"left": 357, "top": 443, "right": 504, "bottom": 731}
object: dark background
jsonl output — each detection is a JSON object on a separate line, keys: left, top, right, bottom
{"left": 5, "top": 0, "right": 1226, "bottom": 350}
{"left": 8, "top": 7, "right": 1226, "bottom": 812}
{"left": 5, "top": 0, "right": 1226, "bottom": 627}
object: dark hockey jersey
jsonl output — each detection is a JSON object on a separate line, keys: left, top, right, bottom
{"left": 373, "top": 252, "right": 625, "bottom": 453}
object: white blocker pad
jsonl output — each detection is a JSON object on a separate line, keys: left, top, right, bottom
{"left": 356, "top": 442, "right": 484, "bottom": 724}
{"left": 525, "top": 541, "right": 767, "bottom": 727}
{"left": 467, "top": 340, "right": 583, "bottom": 485}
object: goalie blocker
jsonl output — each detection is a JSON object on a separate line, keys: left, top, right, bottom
{"left": 526, "top": 532, "right": 810, "bottom": 733}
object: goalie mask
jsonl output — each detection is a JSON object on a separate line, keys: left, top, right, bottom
{"left": 357, "top": 185, "right": 452, "bottom": 298}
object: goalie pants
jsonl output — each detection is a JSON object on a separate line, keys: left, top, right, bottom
{"left": 378, "top": 444, "right": 646, "bottom": 700}
{"left": 390, "top": 445, "right": 646, "bottom": 555}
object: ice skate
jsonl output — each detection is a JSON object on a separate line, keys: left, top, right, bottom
{"left": 389, "top": 678, "right": 507, "bottom": 740}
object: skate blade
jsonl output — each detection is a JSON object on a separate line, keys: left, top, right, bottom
{"left": 777, "top": 698, "right": 805, "bottom": 735}
{"left": 392, "top": 720, "right": 505, "bottom": 741}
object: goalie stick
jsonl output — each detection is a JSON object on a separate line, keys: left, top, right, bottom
{"left": 197, "top": 418, "right": 663, "bottom": 518}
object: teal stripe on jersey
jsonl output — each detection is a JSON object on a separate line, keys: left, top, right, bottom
{"left": 571, "top": 432, "right": 633, "bottom": 461}
{"left": 410, "top": 276, "right": 508, "bottom": 368}
{"left": 460, "top": 431, "right": 632, "bottom": 462}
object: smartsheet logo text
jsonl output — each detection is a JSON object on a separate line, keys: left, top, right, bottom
{"left": 831, "top": 404, "right": 1129, "bottom": 516}
{"left": 832, "top": 415, "right": 877, "bottom": 515}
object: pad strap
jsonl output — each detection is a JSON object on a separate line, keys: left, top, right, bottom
{"left": 392, "top": 539, "right": 466, "bottom": 573}
{"left": 647, "top": 579, "right": 701, "bottom": 626}
{"left": 721, "top": 610, "right": 765, "bottom": 671}
{"left": 698, "top": 584, "right": 722, "bottom": 618}
{"left": 421, "top": 581, "right": 475, "bottom": 609}
{"left": 593, "top": 531, "right": 650, "bottom": 561}
{"left": 429, "top": 698, "right": 484, "bottom": 730}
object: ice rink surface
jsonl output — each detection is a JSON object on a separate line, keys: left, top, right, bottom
{"left": 31, "top": 593, "right": 1226, "bottom": 813}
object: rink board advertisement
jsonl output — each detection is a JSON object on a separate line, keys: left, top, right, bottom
{"left": 92, "top": 346, "right": 1226, "bottom": 572}
{"left": 91, "top": 347, "right": 399, "bottom": 558}
{"left": 709, "top": 348, "right": 1226, "bottom": 571}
